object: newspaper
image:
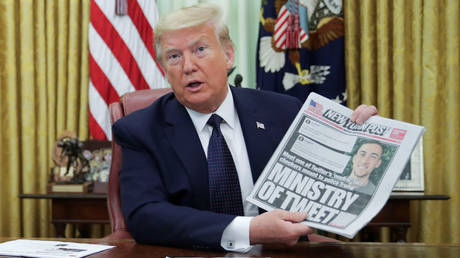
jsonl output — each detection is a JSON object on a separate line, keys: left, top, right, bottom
{"left": 0, "top": 239, "right": 114, "bottom": 258}
{"left": 247, "top": 92, "right": 425, "bottom": 238}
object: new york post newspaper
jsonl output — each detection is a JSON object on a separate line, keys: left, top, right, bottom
{"left": 247, "top": 93, "right": 425, "bottom": 238}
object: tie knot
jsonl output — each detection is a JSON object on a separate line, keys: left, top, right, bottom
{"left": 207, "top": 114, "right": 223, "bottom": 129}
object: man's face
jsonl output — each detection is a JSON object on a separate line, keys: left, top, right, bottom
{"left": 352, "top": 143, "right": 383, "bottom": 180}
{"left": 159, "top": 24, "right": 234, "bottom": 113}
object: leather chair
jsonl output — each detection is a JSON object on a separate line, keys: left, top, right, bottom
{"left": 105, "top": 88, "right": 172, "bottom": 240}
{"left": 104, "top": 88, "right": 339, "bottom": 243}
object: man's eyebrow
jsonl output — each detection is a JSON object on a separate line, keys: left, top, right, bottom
{"left": 189, "top": 36, "right": 211, "bottom": 47}
{"left": 163, "top": 47, "right": 180, "bottom": 54}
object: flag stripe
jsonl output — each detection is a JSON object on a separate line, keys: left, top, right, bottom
{"left": 274, "top": 10, "right": 288, "bottom": 35}
{"left": 300, "top": 32, "right": 307, "bottom": 41}
{"left": 128, "top": 0, "right": 164, "bottom": 75}
{"left": 89, "top": 0, "right": 165, "bottom": 140}
{"left": 275, "top": 7, "right": 288, "bottom": 23}
{"left": 279, "top": 40, "right": 286, "bottom": 48}
{"left": 89, "top": 24, "right": 136, "bottom": 96}
{"left": 275, "top": 29, "right": 286, "bottom": 45}
{"left": 136, "top": 0, "right": 159, "bottom": 30}
{"left": 89, "top": 81, "right": 111, "bottom": 139}
{"left": 91, "top": 0, "right": 150, "bottom": 91}
{"left": 95, "top": 0, "right": 164, "bottom": 89}
{"left": 273, "top": 5, "right": 309, "bottom": 49}
{"left": 89, "top": 112, "right": 108, "bottom": 140}
{"left": 89, "top": 55, "right": 120, "bottom": 105}
{"left": 274, "top": 7, "right": 288, "bottom": 49}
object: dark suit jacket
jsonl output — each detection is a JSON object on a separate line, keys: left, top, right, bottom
{"left": 113, "top": 86, "right": 302, "bottom": 249}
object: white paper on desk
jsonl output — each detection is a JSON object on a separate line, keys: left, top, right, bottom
{"left": 0, "top": 239, "right": 114, "bottom": 258}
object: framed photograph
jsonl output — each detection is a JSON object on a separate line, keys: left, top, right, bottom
{"left": 393, "top": 138, "right": 424, "bottom": 191}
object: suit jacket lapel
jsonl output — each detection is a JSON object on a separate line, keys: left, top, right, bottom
{"left": 231, "top": 88, "right": 283, "bottom": 183}
{"left": 163, "top": 99, "right": 209, "bottom": 209}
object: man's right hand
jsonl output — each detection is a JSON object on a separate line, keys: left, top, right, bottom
{"left": 249, "top": 209, "right": 313, "bottom": 246}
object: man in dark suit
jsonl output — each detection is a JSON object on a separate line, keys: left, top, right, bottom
{"left": 113, "top": 3, "right": 378, "bottom": 252}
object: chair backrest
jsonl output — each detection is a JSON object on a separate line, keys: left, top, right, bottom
{"left": 106, "top": 88, "right": 172, "bottom": 239}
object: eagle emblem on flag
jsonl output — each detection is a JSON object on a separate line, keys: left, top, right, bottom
{"left": 257, "top": 0, "right": 346, "bottom": 104}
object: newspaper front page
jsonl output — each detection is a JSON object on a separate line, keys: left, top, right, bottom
{"left": 247, "top": 93, "right": 425, "bottom": 238}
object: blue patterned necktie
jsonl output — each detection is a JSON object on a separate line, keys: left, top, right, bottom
{"left": 207, "top": 114, "right": 244, "bottom": 216}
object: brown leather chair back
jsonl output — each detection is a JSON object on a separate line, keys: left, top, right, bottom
{"left": 106, "top": 88, "right": 172, "bottom": 239}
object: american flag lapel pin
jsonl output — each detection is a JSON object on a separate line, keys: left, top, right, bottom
{"left": 256, "top": 121, "right": 265, "bottom": 130}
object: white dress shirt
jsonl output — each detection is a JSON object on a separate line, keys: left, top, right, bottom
{"left": 185, "top": 86, "right": 258, "bottom": 252}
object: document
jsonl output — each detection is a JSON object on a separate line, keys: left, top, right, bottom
{"left": 0, "top": 239, "right": 114, "bottom": 258}
{"left": 247, "top": 92, "right": 425, "bottom": 238}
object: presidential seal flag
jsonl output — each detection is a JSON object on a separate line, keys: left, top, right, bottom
{"left": 257, "top": 0, "right": 346, "bottom": 104}
{"left": 89, "top": 0, "right": 166, "bottom": 140}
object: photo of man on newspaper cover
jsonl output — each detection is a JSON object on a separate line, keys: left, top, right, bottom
{"left": 343, "top": 139, "right": 397, "bottom": 195}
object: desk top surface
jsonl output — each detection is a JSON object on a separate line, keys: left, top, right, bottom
{"left": 1, "top": 238, "right": 460, "bottom": 258}
{"left": 19, "top": 192, "right": 450, "bottom": 200}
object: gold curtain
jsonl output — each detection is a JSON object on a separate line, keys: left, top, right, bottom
{"left": 0, "top": 0, "right": 90, "bottom": 237}
{"left": 345, "top": 0, "right": 460, "bottom": 243}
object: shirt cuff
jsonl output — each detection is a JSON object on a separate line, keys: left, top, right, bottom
{"left": 220, "top": 216, "right": 253, "bottom": 252}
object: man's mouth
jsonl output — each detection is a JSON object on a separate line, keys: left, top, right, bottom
{"left": 186, "top": 81, "right": 202, "bottom": 88}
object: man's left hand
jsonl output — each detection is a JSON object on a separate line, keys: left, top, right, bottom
{"left": 350, "top": 104, "right": 378, "bottom": 124}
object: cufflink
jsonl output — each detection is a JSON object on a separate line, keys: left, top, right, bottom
{"left": 226, "top": 240, "right": 235, "bottom": 249}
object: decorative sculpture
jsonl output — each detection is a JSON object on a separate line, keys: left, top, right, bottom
{"left": 52, "top": 132, "right": 90, "bottom": 184}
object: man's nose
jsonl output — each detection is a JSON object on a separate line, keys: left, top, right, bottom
{"left": 183, "top": 52, "right": 197, "bottom": 74}
{"left": 363, "top": 157, "right": 372, "bottom": 164}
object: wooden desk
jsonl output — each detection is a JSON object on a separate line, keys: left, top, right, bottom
{"left": 19, "top": 193, "right": 109, "bottom": 238}
{"left": 19, "top": 193, "right": 449, "bottom": 241}
{"left": 1, "top": 238, "right": 460, "bottom": 257}
{"left": 361, "top": 193, "right": 449, "bottom": 242}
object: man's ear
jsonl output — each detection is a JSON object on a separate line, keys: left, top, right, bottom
{"left": 223, "top": 43, "right": 235, "bottom": 70}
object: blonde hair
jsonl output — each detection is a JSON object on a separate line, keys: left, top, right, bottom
{"left": 154, "top": 3, "right": 233, "bottom": 63}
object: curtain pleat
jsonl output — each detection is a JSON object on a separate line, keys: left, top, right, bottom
{"left": 0, "top": 0, "right": 22, "bottom": 237}
{"left": 345, "top": 0, "right": 460, "bottom": 243}
{"left": 0, "top": 0, "right": 90, "bottom": 237}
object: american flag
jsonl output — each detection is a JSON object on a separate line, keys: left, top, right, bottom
{"left": 273, "top": 2, "right": 308, "bottom": 50}
{"left": 257, "top": 0, "right": 346, "bottom": 104}
{"left": 307, "top": 100, "right": 323, "bottom": 115}
{"left": 89, "top": 0, "right": 166, "bottom": 140}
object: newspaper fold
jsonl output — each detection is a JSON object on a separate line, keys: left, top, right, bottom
{"left": 247, "top": 93, "right": 425, "bottom": 238}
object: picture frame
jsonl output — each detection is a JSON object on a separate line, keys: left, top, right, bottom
{"left": 393, "top": 138, "right": 424, "bottom": 192}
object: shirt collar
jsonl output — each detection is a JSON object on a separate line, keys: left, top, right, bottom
{"left": 186, "top": 86, "right": 236, "bottom": 132}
